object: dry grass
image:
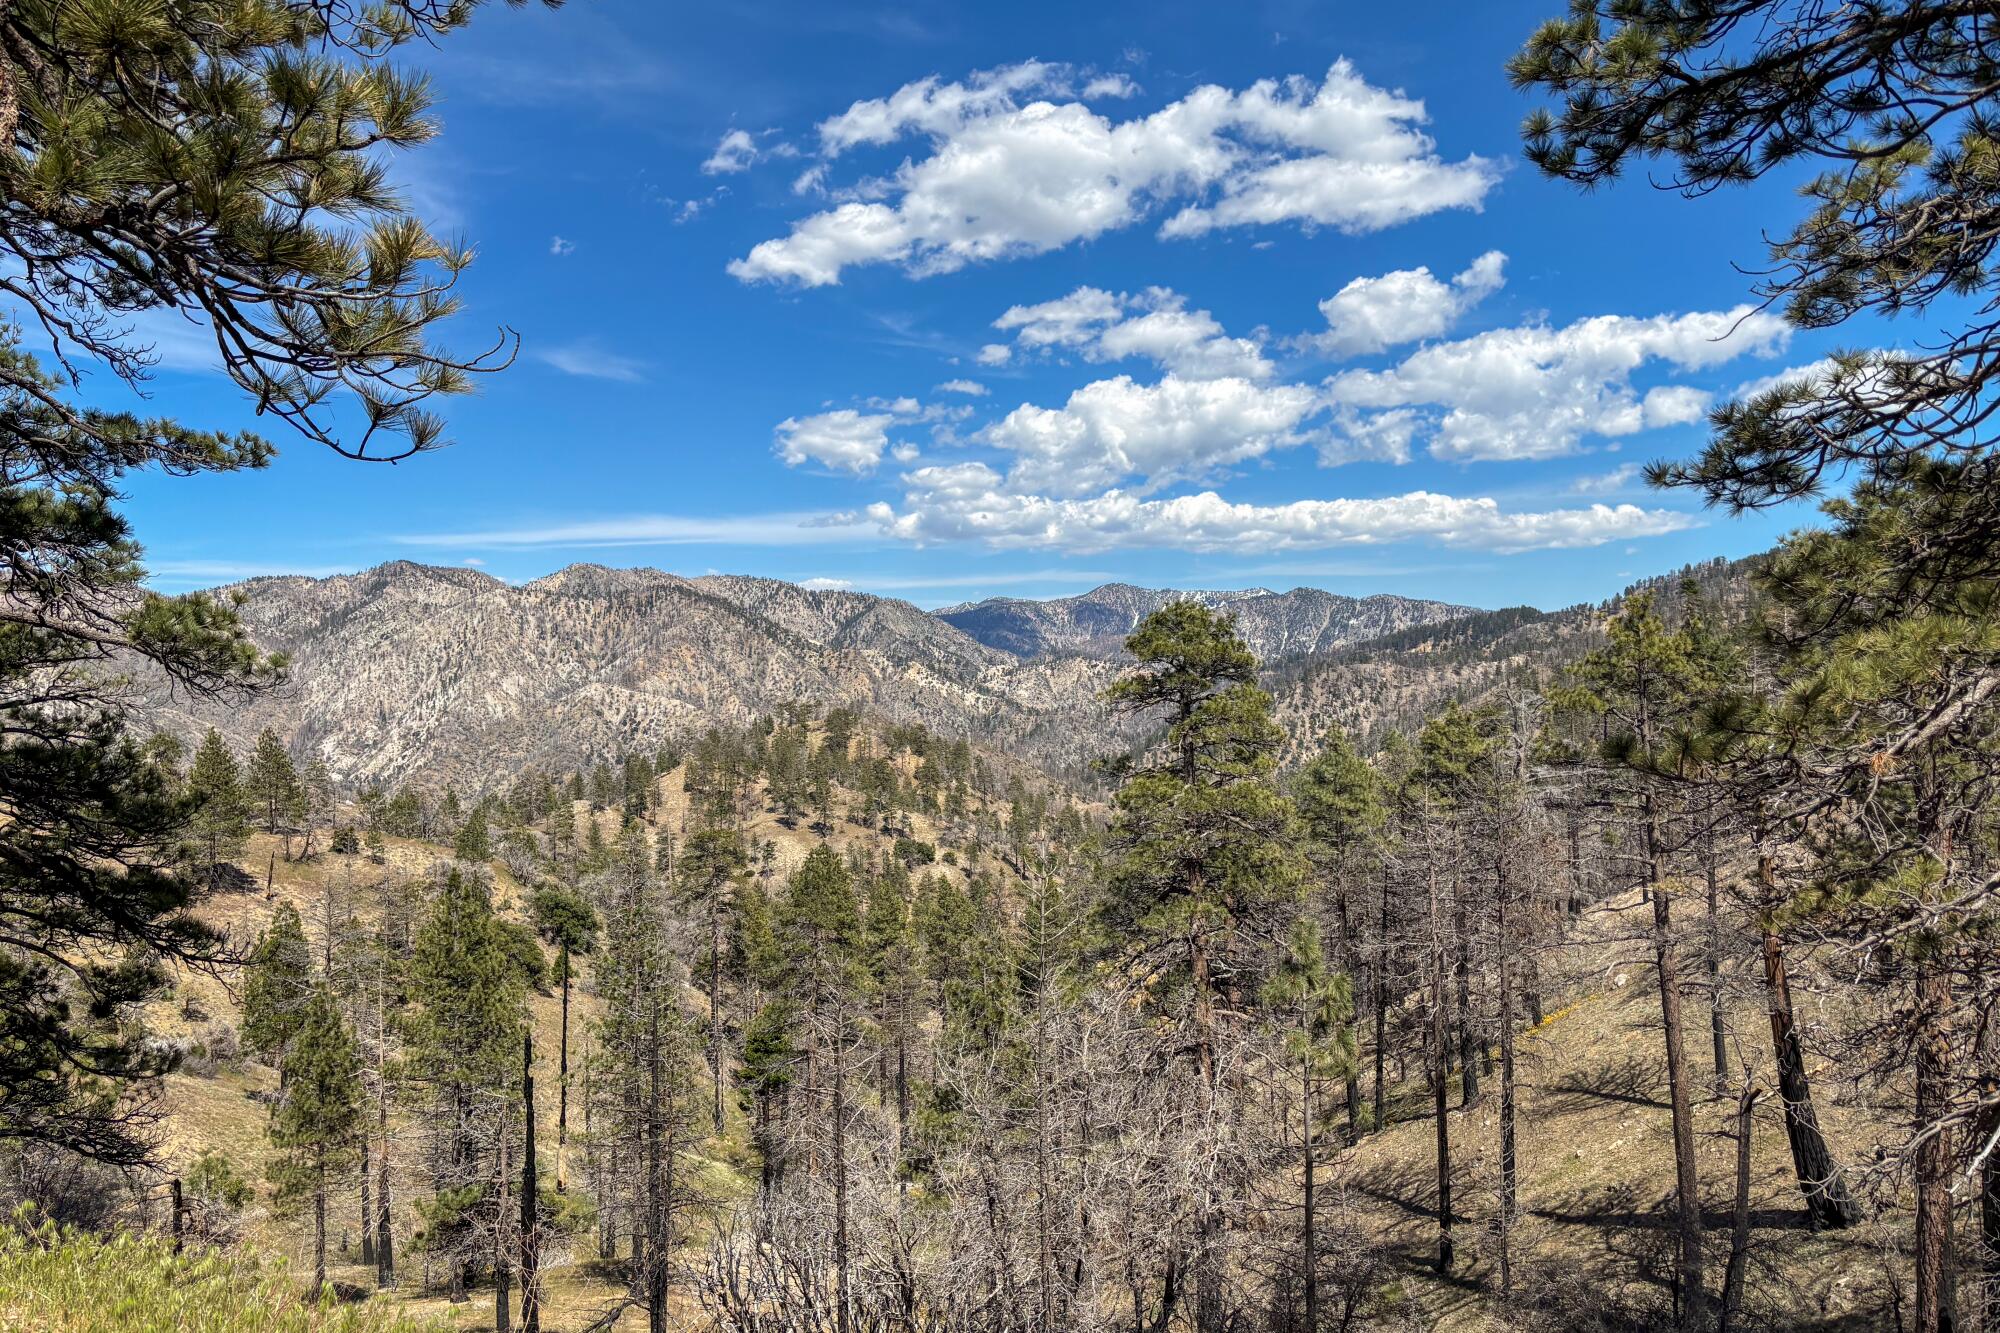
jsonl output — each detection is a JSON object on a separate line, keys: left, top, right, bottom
{"left": 1324, "top": 886, "right": 1906, "bottom": 1331}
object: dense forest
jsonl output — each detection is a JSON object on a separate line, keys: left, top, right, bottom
{"left": 5, "top": 1, "right": 2000, "bottom": 1331}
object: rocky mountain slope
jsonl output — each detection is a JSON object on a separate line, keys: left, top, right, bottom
{"left": 136, "top": 560, "right": 1751, "bottom": 793}
{"left": 936, "top": 582, "right": 1477, "bottom": 661}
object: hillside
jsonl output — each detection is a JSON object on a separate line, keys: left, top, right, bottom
{"left": 136, "top": 563, "right": 1742, "bottom": 798}
{"left": 937, "top": 583, "right": 1477, "bottom": 661}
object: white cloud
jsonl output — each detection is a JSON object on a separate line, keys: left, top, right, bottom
{"left": 800, "top": 576, "right": 854, "bottom": 591}
{"left": 702, "top": 129, "right": 760, "bottom": 174}
{"left": 1570, "top": 463, "right": 1641, "bottom": 495}
{"left": 792, "top": 164, "right": 829, "bottom": 196}
{"left": 730, "top": 60, "right": 1496, "bottom": 286}
{"left": 774, "top": 409, "right": 899, "bottom": 474}
{"left": 867, "top": 467, "right": 1697, "bottom": 554}
{"left": 549, "top": 235, "right": 577, "bottom": 257}
{"left": 976, "top": 343, "right": 1013, "bottom": 366}
{"left": 992, "top": 285, "right": 1272, "bottom": 380}
{"left": 1082, "top": 73, "right": 1141, "bottom": 99}
{"left": 1327, "top": 305, "right": 1789, "bottom": 461}
{"left": 986, "top": 374, "right": 1324, "bottom": 497}
{"left": 1303, "top": 250, "right": 1504, "bottom": 358}
{"left": 535, "top": 342, "right": 647, "bottom": 382}
{"left": 936, "top": 379, "right": 989, "bottom": 396}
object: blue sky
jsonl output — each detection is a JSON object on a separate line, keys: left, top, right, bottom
{"left": 110, "top": 0, "right": 1880, "bottom": 610}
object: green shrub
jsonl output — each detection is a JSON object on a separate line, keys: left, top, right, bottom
{"left": 0, "top": 1212, "right": 445, "bottom": 1331}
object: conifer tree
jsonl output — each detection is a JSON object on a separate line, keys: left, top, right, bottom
{"left": 454, "top": 803, "right": 492, "bottom": 863}
{"left": 780, "top": 844, "right": 870, "bottom": 1333}
{"left": 403, "top": 869, "right": 527, "bottom": 1302}
{"left": 185, "top": 729, "right": 250, "bottom": 890}
{"left": 0, "top": 0, "right": 555, "bottom": 1167}
{"left": 267, "top": 987, "right": 365, "bottom": 1297}
{"left": 242, "top": 903, "right": 315, "bottom": 1072}
{"left": 1100, "top": 602, "right": 1300, "bottom": 1331}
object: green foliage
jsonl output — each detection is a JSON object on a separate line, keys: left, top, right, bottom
{"left": 246, "top": 730, "right": 302, "bottom": 836}
{"left": 0, "top": 1214, "right": 445, "bottom": 1332}
{"left": 1261, "top": 918, "right": 1356, "bottom": 1085}
{"left": 1101, "top": 604, "right": 1301, "bottom": 981}
{"left": 451, "top": 803, "right": 490, "bottom": 862}
{"left": 241, "top": 904, "right": 315, "bottom": 1067}
{"left": 185, "top": 729, "right": 249, "bottom": 874}
{"left": 267, "top": 990, "right": 365, "bottom": 1204}
{"left": 403, "top": 870, "right": 526, "bottom": 1099}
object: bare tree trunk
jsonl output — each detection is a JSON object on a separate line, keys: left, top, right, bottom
{"left": 1428, "top": 863, "right": 1454, "bottom": 1275}
{"left": 359, "top": 1137, "right": 374, "bottom": 1267}
{"left": 1915, "top": 952, "right": 1956, "bottom": 1333}
{"left": 1302, "top": 1057, "right": 1319, "bottom": 1332}
{"left": 1648, "top": 804, "right": 1707, "bottom": 1332}
{"left": 1498, "top": 894, "right": 1517, "bottom": 1296}
{"left": 711, "top": 898, "right": 725, "bottom": 1135}
{"left": 1453, "top": 876, "right": 1478, "bottom": 1107}
{"left": 1982, "top": 1072, "right": 2000, "bottom": 1333}
{"left": 556, "top": 949, "right": 571, "bottom": 1193}
{"left": 833, "top": 1018, "right": 852, "bottom": 1333}
{"left": 1719, "top": 1082, "right": 1761, "bottom": 1333}
{"left": 1756, "top": 908, "right": 1859, "bottom": 1227}
{"left": 1705, "top": 843, "right": 1729, "bottom": 1097}
{"left": 1373, "top": 864, "right": 1390, "bottom": 1133}
{"left": 496, "top": 1102, "right": 513, "bottom": 1333}
{"left": 312, "top": 1173, "right": 328, "bottom": 1297}
{"left": 376, "top": 1084, "right": 396, "bottom": 1288}
{"left": 522, "top": 1035, "right": 541, "bottom": 1333}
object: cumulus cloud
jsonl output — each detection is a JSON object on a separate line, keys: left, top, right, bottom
{"left": 936, "top": 379, "right": 989, "bottom": 396}
{"left": 976, "top": 343, "right": 1013, "bottom": 366}
{"left": 1082, "top": 73, "right": 1141, "bottom": 99}
{"left": 1327, "top": 305, "right": 1789, "bottom": 461}
{"left": 729, "top": 59, "right": 1496, "bottom": 286}
{"left": 702, "top": 128, "right": 798, "bottom": 176}
{"left": 774, "top": 409, "right": 900, "bottom": 474}
{"left": 800, "top": 576, "right": 854, "bottom": 591}
{"left": 992, "top": 286, "right": 1272, "bottom": 380}
{"left": 986, "top": 373, "right": 1323, "bottom": 497}
{"left": 549, "top": 235, "right": 577, "bottom": 257}
{"left": 702, "top": 129, "right": 760, "bottom": 174}
{"left": 1303, "top": 250, "right": 1505, "bottom": 358}
{"left": 865, "top": 467, "right": 1697, "bottom": 553}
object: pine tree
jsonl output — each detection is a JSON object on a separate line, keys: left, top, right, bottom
{"left": 780, "top": 844, "right": 870, "bottom": 1333}
{"left": 454, "top": 803, "right": 492, "bottom": 863}
{"left": 403, "top": 869, "right": 527, "bottom": 1302}
{"left": 242, "top": 903, "right": 315, "bottom": 1072}
{"left": 246, "top": 729, "right": 303, "bottom": 855}
{"left": 1100, "top": 602, "right": 1301, "bottom": 1332}
{"left": 267, "top": 988, "right": 365, "bottom": 1296}
{"left": 185, "top": 729, "right": 250, "bottom": 890}
{"left": 0, "top": 0, "right": 552, "bottom": 1166}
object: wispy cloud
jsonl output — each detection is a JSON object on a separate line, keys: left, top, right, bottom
{"left": 144, "top": 559, "right": 362, "bottom": 587}
{"left": 393, "top": 513, "right": 880, "bottom": 550}
{"left": 533, "top": 342, "right": 647, "bottom": 382}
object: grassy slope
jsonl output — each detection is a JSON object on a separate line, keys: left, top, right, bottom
{"left": 1329, "top": 886, "right": 1902, "bottom": 1331}
{"left": 155, "top": 761, "right": 1017, "bottom": 1330}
